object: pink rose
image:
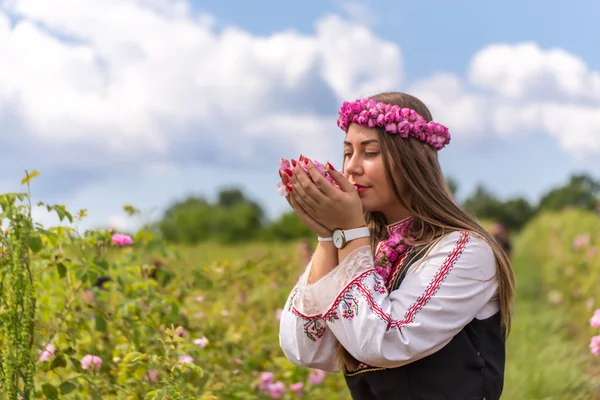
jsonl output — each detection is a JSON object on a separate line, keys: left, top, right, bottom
{"left": 590, "top": 309, "right": 600, "bottom": 328}
{"left": 112, "top": 233, "right": 133, "bottom": 247}
{"left": 590, "top": 336, "right": 600, "bottom": 356}
{"left": 308, "top": 369, "right": 326, "bottom": 385}
{"left": 193, "top": 337, "right": 209, "bottom": 349}
{"left": 375, "top": 266, "right": 390, "bottom": 280}
{"left": 147, "top": 370, "right": 158, "bottom": 382}
{"left": 81, "top": 354, "right": 102, "bottom": 371}
{"left": 259, "top": 372, "right": 274, "bottom": 390}
{"left": 266, "top": 381, "right": 286, "bottom": 398}
{"left": 39, "top": 344, "right": 56, "bottom": 362}
{"left": 385, "top": 249, "right": 398, "bottom": 262}
{"left": 290, "top": 382, "right": 304, "bottom": 397}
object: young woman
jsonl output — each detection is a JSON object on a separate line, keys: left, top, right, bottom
{"left": 278, "top": 92, "right": 515, "bottom": 400}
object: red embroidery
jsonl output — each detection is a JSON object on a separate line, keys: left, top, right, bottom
{"left": 323, "top": 232, "right": 470, "bottom": 331}
{"left": 291, "top": 307, "right": 327, "bottom": 341}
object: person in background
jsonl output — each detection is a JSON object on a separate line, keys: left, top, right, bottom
{"left": 490, "top": 223, "right": 512, "bottom": 260}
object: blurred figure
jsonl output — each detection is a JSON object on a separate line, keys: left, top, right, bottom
{"left": 490, "top": 223, "right": 511, "bottom": 260}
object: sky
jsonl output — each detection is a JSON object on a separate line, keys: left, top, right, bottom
{"left": 1, "top": 0, "right": 600, "bottom": 231}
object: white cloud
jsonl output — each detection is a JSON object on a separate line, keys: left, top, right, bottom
{"left": 408, "top": 43, "right": 600, "bottom": 157}
{"left": 0, "top": 0, "right": 402, "bottom": 167}
{"left": 1, "top": 0, "right": 600, "bottom": 230}
{"left": 468, "top": 42, "right": 600, "bottom": 102}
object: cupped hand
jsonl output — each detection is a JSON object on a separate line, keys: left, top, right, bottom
{"left": 288, "top": 158, "right": 366, "bottom": 231}
{"left": 279, "top": 167, "right": 332, "bottom": 238}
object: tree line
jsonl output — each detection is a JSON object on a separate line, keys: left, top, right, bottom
{"left": 153, "top": 174, "right": 600, "bottom": 244}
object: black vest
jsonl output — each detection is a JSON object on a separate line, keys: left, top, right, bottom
{"left": 343, "top": 245, "right": 506, "bottom": 400}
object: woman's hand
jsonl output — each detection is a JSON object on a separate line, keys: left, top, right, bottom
{"left": 289, "top": 158, "right": 366, "bottom": 231}
{"left": 280, "top": 170, "right": 332, "bottom": 238}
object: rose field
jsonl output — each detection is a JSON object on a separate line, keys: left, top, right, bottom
{"left": 1, "top": 174, "right": 600, "bottom": 399}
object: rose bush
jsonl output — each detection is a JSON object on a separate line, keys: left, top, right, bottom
{"left": 0, "top": 172, "right": 347, "bottom": 399}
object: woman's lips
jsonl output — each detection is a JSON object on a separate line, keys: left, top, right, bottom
{"left": 353, "top": 184, "right": 370, "bottom": 193}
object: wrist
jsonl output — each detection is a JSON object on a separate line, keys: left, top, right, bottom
{"left": 338, "top": 218, "right": 367, "bottom": 230}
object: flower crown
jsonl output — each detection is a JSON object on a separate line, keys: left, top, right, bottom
{"left": 336, "top": 98, "right": 451, "bottom": 151}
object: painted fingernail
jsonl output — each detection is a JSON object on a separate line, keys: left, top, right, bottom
{"left": 286, "top": 184, "right": 293, "bottom": 192}
{"left": 299, "top": 154, "right": 304, "bottom": 161}
{"left": 303, "top": 157, "right": 309, "bottom": 165}
{"left": 291, "top": 159, "right": 297, "bottom": 167}
{"left": 326, "top": 162, "right": 335, "bottom": 171}
{"left": 284, "top": 168, "right": 293, "bottom": 177}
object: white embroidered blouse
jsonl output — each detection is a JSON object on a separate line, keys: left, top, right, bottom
{"left": 278, "top": 228, "right": 499, "bottom": 372}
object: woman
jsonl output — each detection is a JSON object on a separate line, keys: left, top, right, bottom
{"left": 278, "top": 92, "right": 515, "bottom": 400}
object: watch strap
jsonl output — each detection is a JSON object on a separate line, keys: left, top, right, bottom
{"left": 343, "top": 226, "right": 370, "bottom": 242}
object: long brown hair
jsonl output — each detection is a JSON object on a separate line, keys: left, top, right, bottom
{"left": 336, "top": 92, "right": 515, "bottom": 370}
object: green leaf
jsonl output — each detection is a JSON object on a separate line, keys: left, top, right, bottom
{"left": 59, "top": 381, "right": 77, "bottom": 395}
{"left": 29, "top": 235, "right": 43, "bottom": 253}
{"left": 124, "top": 351, "right": 147, "bottom": 364}
{"left": 57, "top": 263, "right": 67, "bottom": 278}
{"left": 95, "top": 313, "right": 107, "bottom": 332}
{"left": 94, "top": 259, "right": 109, "bottom": 272}
{"left": 91, "top": 388, "right": 102, "bottom": 400}
{"left": 42, "top": 383, "right": 58, "bottom": 399}
{"left": 21, "top": 170, "right": 40, "bottom": 186}
{"left": 50, "top": 354, "right": 67, "bottom": 369}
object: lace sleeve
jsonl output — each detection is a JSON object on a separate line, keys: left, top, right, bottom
{"left": 292, "top": 245, "right": 374, "bottom": 316}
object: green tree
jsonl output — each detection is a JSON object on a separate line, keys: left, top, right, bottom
{"left": 261, "top": 211, "right": 313, "bottom": 241}
{"left": 537, "top": 174, "right": 600, "bottom": 212}
{"left": 158, "top": 188, "right": 266, "bottom": 244}
{"left": 463, "top": 185, "right": 534, "bottom": 231}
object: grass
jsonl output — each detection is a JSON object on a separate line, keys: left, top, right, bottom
{"left": 167, "top": 214, "right": 600, "bottom": 399}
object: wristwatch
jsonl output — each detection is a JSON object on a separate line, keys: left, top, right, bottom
{"left": 332, "top": 226, "right": 370, "bottom": 249}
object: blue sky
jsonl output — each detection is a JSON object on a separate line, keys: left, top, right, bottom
{"left": 1, "top": 0, "right": 599, "bottom": 231}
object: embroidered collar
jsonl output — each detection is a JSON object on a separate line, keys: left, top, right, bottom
{"left": 386, "top": 217, "right": 412, "bottom": 235}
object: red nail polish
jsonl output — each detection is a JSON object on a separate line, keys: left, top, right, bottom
{"left": 284, "top": 168, "right": 293, "bottom": 176}
{"left": 326, "top": 162, "right": 335, "bottom": 171}
{"left": 291, "top": 159, "right": 297, "bottom": 167}
{"left": 303, "top": 157, "right": 309, "bottom": 165}
{"left": 299, "top": 154, "right": 304, "bottom": 161}
{"left": 286, "top": 184, "right": 293, "bottom": 191}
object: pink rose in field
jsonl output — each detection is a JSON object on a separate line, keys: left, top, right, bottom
{"left": 195, "top": 295, "right": 205, "bottom": 303}
{"left": 267, "top": 381, "right": 286, "bottom": 398}
{"left": 81, "top": 354, "right": 102, "bottom": 371}
{"left": 112, "top": 233, "right": 134, "bottom": 247}
{"left": 259, "top": 372, "right": 274, "bottom": 390}
{"left": 290, "top": 382, "right": 304, "bottom": 397}
{"left": 308, "top": 369, "right": 326, "bottom": 385}
{"left": 174, "top": 328, "right": 188, "bottom": 338}
{"left": 39, "top": 344, "right": 56, "bottom": 362}
{"left": 194, "top": 337, "right": 209, "bottom": 349}
{"left": 276, "top": 308, "right": 283, "bottom": 321}
{"left": 234, "top": 358, "right": 243, "bottom": 365}
{"left": 82, "top": 289, "right": 95, "bottom": 304}
{"left": 147, "top": 369, "right": 158, "bottom": 382}
{"left": 590, "top": 309, "right": 600, "bottom": 328}
{"left": 572, "top": 234, "right": 590, "bottom": 250}
{"left": 590, "top": 336, "right": 600, "bottom": 356}
{"left": 177, "top": 354, "right": 194, "bottom": 372}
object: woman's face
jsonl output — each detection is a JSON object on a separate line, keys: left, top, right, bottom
{"left": 343, "top": 123, "right": 409, "bottom": 221}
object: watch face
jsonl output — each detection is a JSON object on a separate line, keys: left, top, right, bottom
{"left": 333, "top": 230, "right": 344, "bottom": 248}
